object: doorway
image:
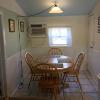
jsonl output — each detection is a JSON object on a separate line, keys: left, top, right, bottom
{"left": 0, "top": 12, "right": 7, "bottom": 100}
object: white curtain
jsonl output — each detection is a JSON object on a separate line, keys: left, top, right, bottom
{"left": 48, "top": 27, "right": 72, "bottom": 46}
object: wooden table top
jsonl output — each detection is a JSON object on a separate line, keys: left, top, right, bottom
{"left": 40, "top": 55, "right": 73, "bottom": 72}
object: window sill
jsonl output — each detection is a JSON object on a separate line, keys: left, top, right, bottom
{"left": 49, "top": 45, "right": 72, "bottom": 47}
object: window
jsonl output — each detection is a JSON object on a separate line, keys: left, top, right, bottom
{"left": 48, "top": 27, "right": 72, "bottom": 47}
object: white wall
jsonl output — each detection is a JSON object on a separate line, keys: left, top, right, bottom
{"left": 91, "top": 2, "right": 100, "bottom": 99}
{"left": 27, "top": 16, "right": 88, "bottom": 70}
{"left": 0, "top": 0, "right": 25, "bottom": 16}
{"left": 88, "top": 1, "right": 100, "bottom": 76}
{"left": 0, "top": 7, "right": 28, "bottom": 96}
{"left": 6, "top": 49, "right": 30, "bottom": 96}
{"left": 6, "top": 53, "right": 20, "bottom": 96}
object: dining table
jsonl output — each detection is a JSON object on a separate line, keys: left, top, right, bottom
{"left": 36, "top": 55, "right": 74, "bottom": 88}
{"left": 38, "top": 55, "right": 73, "bottom": 73}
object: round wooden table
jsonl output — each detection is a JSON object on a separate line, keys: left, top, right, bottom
{"left": 39, "top": 55, "right": 73, "bottom": 72}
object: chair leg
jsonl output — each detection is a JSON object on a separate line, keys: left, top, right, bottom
{"left": 53, "top": 88, "right": 57, "bottom": 100}
{"left": 49, "top": 89, "right": 54, "bottom": 100}
{"left": 63, "top": 74, "right": 67, "bottom": 83}
{"left": 57, "top": 87, "right": 60, "bottom": 94}
{"left": 76, "top": 75, "right": 82, "bottom": 90}
{"left": 76, "top": 75, "right": 84, "bottom": 100}
{"left": 62, "top": 74, "right": 69, "bottom": 100}
{"left": 62, "top": 84, "right": 65, "bottom": 100}
{"left": 28, "top": 75, "right": 33, "bottom": 88}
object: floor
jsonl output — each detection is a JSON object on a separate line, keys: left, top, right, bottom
{"left": 13, "top": 70, "right": 99, "bottom": 100}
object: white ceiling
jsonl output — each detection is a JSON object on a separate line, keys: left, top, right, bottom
{"left": 0, "top": 0, "right": 25, "bottom": 15}
{"left": 15, "top": 0, "right": 99, "bottom": 16}
{"left": 1, "top": 0, "right": 99, "bottom": 16}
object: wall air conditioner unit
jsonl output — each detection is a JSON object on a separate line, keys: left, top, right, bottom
{"left": 28, "top": 24, "right": 47, "bottom": 37}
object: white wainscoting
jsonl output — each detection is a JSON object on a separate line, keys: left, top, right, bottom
{"left": 6, "top": 49, "right": 29, "bottom": 96}
{"left": 89, "top": 50, "right": 100, "bottom": 76}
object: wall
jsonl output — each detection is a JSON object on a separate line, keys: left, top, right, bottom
{"left": 90, "top": 2, "right": 100, "bottom": 99}
{"left": 26, "top": 16, "right": 88, "bottom": 70}
{"left": 0, "top": 7, "right": 89, "bottom": 96}
{"left": 0, "top": 14, "right": 3, "bottom": 96}
{"left": 0, "top": 0, "right": 25, "bottom": 16}
{"left": 0, "top": 7, "right": 28, "bottom": 96}
{"left": 88, "top": 1, "right": 100, "bottom": 76}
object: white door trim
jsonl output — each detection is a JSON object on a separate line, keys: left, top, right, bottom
{"left": 0, "top": 11, "right": 7, "bottom": 98}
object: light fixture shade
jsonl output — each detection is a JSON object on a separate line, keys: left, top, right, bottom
{"left": 49, "top": 5, "right": 63, "bottom": 13}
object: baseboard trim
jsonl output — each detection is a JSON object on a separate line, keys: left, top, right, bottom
{"left": 10, "top": 85, "right": 18, "bottom": 97}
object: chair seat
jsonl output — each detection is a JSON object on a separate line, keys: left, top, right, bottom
{"left": 64, "top": 69, "right": 78, "bottom": 75}
{"left": 39, "top": 80, "right": 60, "bottom": 88}
{"left": 63, "top": 66, "right": 73, "bottom": 73}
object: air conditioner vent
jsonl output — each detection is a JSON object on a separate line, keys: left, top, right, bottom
{"left": 31, "top": 24, "right": 42, "bottom": 27}
{"left": 28, "top": 24, "right": 47, "bottom": 37}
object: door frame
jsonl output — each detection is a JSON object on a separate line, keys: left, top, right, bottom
{"left": 0, "top": 11, "right": 7, "bottom": 99}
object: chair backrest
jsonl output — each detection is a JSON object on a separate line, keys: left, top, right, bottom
{"left": 74, "top": 52, "right": 85, "bottom": 74}
{"left": 25, "top": 52, "right": 38, "bottom": 74}
{"left": 35, "top": 63, "right": 59, "bottom": 80}
{"left": 48, "top": 48, "right": 62, "bottom": 56}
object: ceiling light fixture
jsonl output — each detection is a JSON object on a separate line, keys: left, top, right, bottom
{"left": 49, "top": 3, "right": 63, "bottom": 14}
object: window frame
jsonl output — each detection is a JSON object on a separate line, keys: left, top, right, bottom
{"left": 48, "top": 26, "right": 72, "bottom": 47}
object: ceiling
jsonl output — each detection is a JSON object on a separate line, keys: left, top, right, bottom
{"left": 16, "top": 0, "right": 99, "bottom": 16}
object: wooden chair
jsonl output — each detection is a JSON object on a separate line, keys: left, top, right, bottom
{"left": 25, "top": 52, "right": 40, "bottom": 88}
{"left": 35, "top": 63, "right": 61, "bottom": 100}
{"left": 63, "top": 52, "right": 85, "bottom": 90}
{"left": 48, "top": 48, "right": 62, "bottom": 56}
